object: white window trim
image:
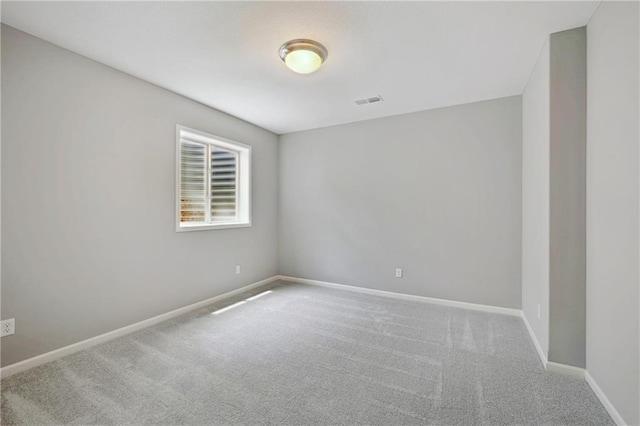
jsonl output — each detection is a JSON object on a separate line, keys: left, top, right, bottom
{"left": 176, "top": 125, "right": 252, "bottom": 232}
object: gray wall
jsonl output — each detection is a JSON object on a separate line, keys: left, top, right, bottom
{"left": 586, "top": 2, "right": 639, "bottom": 424}
{"left": 522, "top": 38, "right": 550, "bottom": 358}
{"left": 1, "top": 25, "right": 279, "bottom": 367}
{"left": 279, "top": 96, "right": 522, "bottom": 309}
{"left": 522, "top": 28, "right": 588, "bottom": 368}
{"left": 0, "top": 16, "right": 3, "bottom": 369}
{"left": 548, "top": 28, "right": 586, "bottom": 368}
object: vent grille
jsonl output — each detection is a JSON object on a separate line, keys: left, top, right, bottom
{"left": 355, "top": 95, "right": 384, "bottom": 105}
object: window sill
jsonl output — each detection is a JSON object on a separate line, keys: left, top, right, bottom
{"left": 176, "top": 222, "right": 251, "bottom": 232}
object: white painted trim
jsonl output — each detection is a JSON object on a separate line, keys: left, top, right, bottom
{"left": 521, "top": 313, "right": 548, "bottom": 367}
{"left": 177, "top": 222, "right": 251, "bottom": 232}
{"left": 521, "top": 314, "right": 589, "bottom": 380}
{"left": 0, "top": 275, "right": 279, "bottom": 379}
{"left": 277, "top": 275, "right": 522, "bottom": 316}
{"left": 546, "top": 361, "right": 585, "bottom": 379}
{"left": 585, "top": 370, "right": 627, "bottom": 425}
{"left": 2, "top": 274, "right": 626, "bottom": 426}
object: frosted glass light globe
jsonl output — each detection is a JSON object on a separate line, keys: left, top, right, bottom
{"left": 279, "top": 39, "right": 328, "bottom": 75}
{"left": 284, "top": 49, "right": 323, "bottom": 74}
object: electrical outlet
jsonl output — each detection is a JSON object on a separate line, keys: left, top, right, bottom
{"left": 395, "top": 268, "right": 403, "bottom": 278}
{"left": 537, "top": 304, "right": 541, "bottom": 320}
{"left": 1, "top": 319, "right": 15, "bottom": 337}
{"left": 235, "top": 265, "right": 241, "bottom": 275}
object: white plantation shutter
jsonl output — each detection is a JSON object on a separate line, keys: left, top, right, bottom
{"left": 180, "top": 140, "right": 207, "bottom": 223}
{"left": 177, "top": 127, "right": 249, "bottom": 230}
{"left": 210, "top": 148, "right": 238, "bottom": 222}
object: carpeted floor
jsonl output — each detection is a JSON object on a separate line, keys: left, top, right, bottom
{"left": 1, "top": 280, "right": 613, "bottom": 425}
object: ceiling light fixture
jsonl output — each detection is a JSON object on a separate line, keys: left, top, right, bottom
{"left": 278, "top": 39, "right": 328, "bottom": 74}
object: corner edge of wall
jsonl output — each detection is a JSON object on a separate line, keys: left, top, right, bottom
{"left": 584, "top": 370, "right": 629, "bottom": 426}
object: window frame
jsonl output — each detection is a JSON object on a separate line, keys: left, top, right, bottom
{"left": 176, "top": 125, "right": 252, "bottom": 232}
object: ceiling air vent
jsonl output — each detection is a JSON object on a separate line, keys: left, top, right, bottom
{"left": 355, "top": 95, "right": 384, "bottom": 105}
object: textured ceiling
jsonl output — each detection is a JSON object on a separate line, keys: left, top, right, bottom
{"left": 2, "top": 1, "right": 599, "bottom": 134}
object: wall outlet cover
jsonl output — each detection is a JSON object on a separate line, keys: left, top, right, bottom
{"left": 395, "top": 268, "right": 403, "bottom": 278}
{"left": 1, "top": 318, "right": 15, "bottom": 337}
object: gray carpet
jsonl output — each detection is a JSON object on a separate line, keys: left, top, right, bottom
{"left": 1, "top": 280, "right": 613, "bottom": 425}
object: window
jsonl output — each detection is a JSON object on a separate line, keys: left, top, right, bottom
{"left": 176, "top": 126, "right": 251, "bottom": 231}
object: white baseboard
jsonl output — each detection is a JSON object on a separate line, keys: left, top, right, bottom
{"left": 521, "top": 314, "right": 588, "bottom": 378}
{"left": 546, "top": 361, "right": 585, "bottom": 379}
{"left": 277, "top": 275, "right": 522, "bottom": 316}
{"left": 3, "top": 274, "right": 627, "bottom": 426}
{"left": 520, "top": 315, "right": 625, "bottom": 425}
{"left": 0, "top": 275, "right": 279, "bottom": 379}
{"left": 585, "top": 371, "right": 627, "bottom": 425}
{"left": 521, "top": 313, "right": 548, "bottom": 367}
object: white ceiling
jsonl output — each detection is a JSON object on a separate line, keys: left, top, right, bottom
{"left": 2, "top": 1, "right": 599, "bottom": 135}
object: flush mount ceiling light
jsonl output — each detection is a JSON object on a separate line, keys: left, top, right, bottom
{"left": 278, "top": 39, "right": 328, "bottom": 74}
